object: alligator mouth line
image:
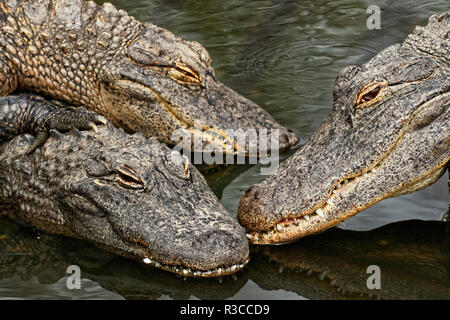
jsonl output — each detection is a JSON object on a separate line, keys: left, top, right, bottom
{"left": 141, "top": 256, "right": 251, "bottom": 278}
{"left": 115, "top": 79, "right": 240, "bottom": 154}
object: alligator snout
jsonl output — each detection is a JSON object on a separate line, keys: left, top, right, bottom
{"left": 173, "top": 228, "right": 250, "bottom": 275}
{"left": 238, "top": 185, "right": 273, "bottom": 232}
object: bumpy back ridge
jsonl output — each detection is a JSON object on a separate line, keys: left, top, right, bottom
{"left": 404, "top": 11, "right": 450, "bottom": 64}
{"left": 0, "top": 0, "right": 143, "bottom": 106}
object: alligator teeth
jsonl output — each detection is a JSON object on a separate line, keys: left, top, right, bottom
{"left": 277, "top": 224, "right": 284, "bottom": 232}
{"left": 143, "top": 258, "right": 152, "bottom": 264}
{"left": 304, "top": 215, "right": 311, "bottom": 222}
{"left": 326, "top": 199, "right": 333, "bottom": 206}
{"left": 336, "top": 183, "right": 342, "bottom": 189}
{"left": 315, "top": 208, "right": 325, "bottom": 218}
{"left": 371, "top": 168, "right": 377, "bottom": 173}
{"left": 246, "top": 234, "right": 253, "bottom": 240}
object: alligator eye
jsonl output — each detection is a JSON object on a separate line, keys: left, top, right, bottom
{"left": 168, "top": 62, "right": 202, "bottom": 85}
{"left": 116, "top": 165, "right": 144, "bottom": 189}
{"left": 356, "top": 82, "right": 387, "bottom": 108}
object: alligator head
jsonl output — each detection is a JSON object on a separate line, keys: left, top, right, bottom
{"left": 238, "top": 12, "right": 450, "bottom": 244}
{"left": 1, "top": 122, "right": 249, "bottom": 277}
{"left": 100, "top": 22, "right": 299, "bottom": 155}
{"left": 2, "top": 0, "right": 298, "bottom": 155}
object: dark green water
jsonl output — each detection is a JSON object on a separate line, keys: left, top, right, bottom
{"left": 0, "top": 0, "right": 449, "bottom": 299}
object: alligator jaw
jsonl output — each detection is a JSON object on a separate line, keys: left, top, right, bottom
{"left": 141, "top": 256, "right": 250, "bottom": 278}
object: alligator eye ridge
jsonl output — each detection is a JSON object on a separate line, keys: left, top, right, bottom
{"left": 168, "top": 62, "right": 202, "bottom": 85}
{"left": 117, "top": 165, "right": 144, "bottom": 189}
{"left": 360, "top": 86, "right": 380, "bottom": 104}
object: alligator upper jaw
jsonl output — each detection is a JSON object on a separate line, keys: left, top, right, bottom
{"left": 157, "top": 84, "right": 300, "bottom": 156}
{"left": 71, "top": 194, "right": 251, "bottom": 278}
{"left": 139, "top": 254, "right": 250, "bottom": 278}
{"left": 82, "top": 197, "right": 251, "bottom": 278}
{"left": 117, "top": 232, "right": 250, "bottom": 278}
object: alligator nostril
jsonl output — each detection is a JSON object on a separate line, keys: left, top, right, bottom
{"left": 278, "top": 133, "right": 292, "bottom": 152}
{"left": 243, "top": 186, "right": 254, "bottom": 197}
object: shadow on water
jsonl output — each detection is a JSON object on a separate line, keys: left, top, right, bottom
{"left": 1, "top": 216, "right": 448, "bottom": 299}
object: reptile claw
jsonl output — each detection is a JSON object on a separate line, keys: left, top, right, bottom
{"left": 89, "top": 122, "right": 99, "bottom": 133}
{"left": 96, "top": 115, "right": 107, "bottom": 125}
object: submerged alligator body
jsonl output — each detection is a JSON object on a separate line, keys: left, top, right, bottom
{"left": 0, "top": 0, "right": 298, "bottom": 155}
{"left": 0, "top": 94, "right": 249, "bottom": 277}
{"left": 238, "top": 12, "right": 450, "bottom": 244}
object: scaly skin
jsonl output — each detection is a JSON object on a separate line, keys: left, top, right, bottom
{"left": 0, "top": 0, "right": 298, "bottom": 155}
{"left": 0, "top": 94, "right": 249, "bottom": 277}
{"left": 238, "top": 12, "right": 450, "bottom": 244}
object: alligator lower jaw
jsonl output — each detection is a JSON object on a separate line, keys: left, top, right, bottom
{"left": 141, "top": 257, "right": 251, "bottom": 278}
{"left": 245, "top": 158, "right": 448, "bottom": 245}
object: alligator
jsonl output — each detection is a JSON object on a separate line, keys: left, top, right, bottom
{"left": 238, "top": 12, "right": 450, "bottom": 244}
{"left": 0, "top": 94, "right": 250, "bottom": 277}
{"left": 250, "top": 220, "right": 450, "bottom": 300}
{"left": 0, "top": 0, "right": 298, "bottom": 155}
